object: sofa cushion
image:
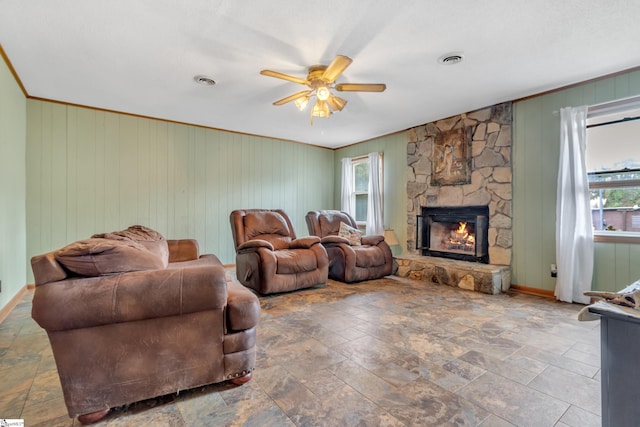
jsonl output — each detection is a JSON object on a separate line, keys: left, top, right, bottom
{"left": 338, "top": 222, "right": 362, "bottom": 246}
{"left": 93, "top": 225, "right": 169, "bottom": 267}
{"left": 55, "top": 238, "right": 165, "bottom": 277}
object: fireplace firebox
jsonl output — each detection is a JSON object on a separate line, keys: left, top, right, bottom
{"left": 417, "top": 205, "right": 489, "bottom": 263}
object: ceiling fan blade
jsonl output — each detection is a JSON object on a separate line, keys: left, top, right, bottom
{"left": 260, "top": 69, "right": 308, "bottom": 85}
{"left": 335, "top": 83, "right": 386, "bottom": 92}
{"left": 326, "top": 95, "right": 347, "bottom": 112}
{"left": 322, "top": 55, "right": 353, "bottom": 83}
{"left": 273, "top": 90, "right": 313, "bottom": 106}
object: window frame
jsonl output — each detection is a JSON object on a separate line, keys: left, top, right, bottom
{"left": 351, "top": 156, "right": 370, "bottom": 226}
{"left": 589, "top": 176, "right": 640, "bottom": 242}
{"left": 587, "top": 97, "right": 640, "bottom": 243}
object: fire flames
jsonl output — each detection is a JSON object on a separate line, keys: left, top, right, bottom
{"left": 448, "top": 222, "right": 475, "bottom": 250}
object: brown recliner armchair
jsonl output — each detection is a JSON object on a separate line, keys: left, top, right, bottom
{"left": 31, "top": 227, "right": 259, "bottom": 424}
{"left": 306, "top": 210, "right": 393, "bottom": 283}
{"left": 230, "top": 209, "right": 329, "bottom": 295}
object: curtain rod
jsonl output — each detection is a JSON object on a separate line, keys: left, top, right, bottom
{"left": 587, "top": 115, "right": 640, "bottom": 128}
{"left": 588, "top": 167, "right": 640, "bottom": 176}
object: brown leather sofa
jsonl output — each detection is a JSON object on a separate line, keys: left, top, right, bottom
{"left": 31, "top": 226, "right": 260, "bottom": 424}
{"left": 230, "top": 209, "right": 329, "bottom": 294}
{"left": 306, "top": 210, "right": 393, "bottom": 283}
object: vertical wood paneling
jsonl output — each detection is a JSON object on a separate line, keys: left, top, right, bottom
{"left": 0, "top": 56, "right": 27, "bottom": 307}
{"left": 104, "top": 112, "right": 120, "bottom": 229}
{"left": 593, "top": 242, "right": 616, "bottom": 291}
{"left": 26, "top": 102, "right": 42, "bottom": 249}
{"left": 119, "top": 115, "right": 139, "bottom": 228}
{"left": 51, "top": 104, "right": 69, "bottom": 247}
{"left": 76, "top": 108, "right": 96, "bottom": 238}
{"left": 137, "top": 119, "right": 151, "bottom": 227}
{"left": 614, "top": 244, "right": 631, "bottom": 286}
{"left": 94, "top": 111, "right": 106, "bottom": 232}
{"left": 513, "top": 69, "right": 640, "bottom": 291}
{"left": 630, "top": 244, "right": 640, "bottom": 282}
{"left": 25, "top": 101, "right": 335, "bottom": 278}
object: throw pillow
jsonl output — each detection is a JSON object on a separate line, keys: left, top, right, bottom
{"left": 55, "top": 238, "right": 165, "bottom": 276}
{"left": 338, "top": 222, "right": 363, "bottom": 246}
{"left": 93, "top": 225, "right": 169, "bottom": 268}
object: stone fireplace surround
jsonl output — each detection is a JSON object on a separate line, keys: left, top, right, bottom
{"left": 396, "top": 102, "right": 512, "bottom": 294}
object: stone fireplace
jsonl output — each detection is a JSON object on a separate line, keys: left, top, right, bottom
{"left": 396, "top": 102, "right": 512, "bottom": 294}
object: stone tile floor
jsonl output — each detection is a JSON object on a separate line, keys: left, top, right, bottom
{"left": 0, "top": 274, "right": 602, "bottom": 426}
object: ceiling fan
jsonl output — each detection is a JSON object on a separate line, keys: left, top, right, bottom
{"left": 260, "top": 55, "right": 386, "bottom": 124}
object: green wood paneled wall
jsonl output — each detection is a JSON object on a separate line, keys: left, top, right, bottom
{"left": 333, "top": 132, "right": 408, "bottom": 256}
{"left": 26, "top": 100, "right": 334, "bottom": 280}
{"left": 593, "top": 242, "right": 640, "bottom": 292}
{"left": 513, "top": 69, "right": 640, "bottom": 293}
{"left": 0, "top": 53, "right": 27, "bottom": 308}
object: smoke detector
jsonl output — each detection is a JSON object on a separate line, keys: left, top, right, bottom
{"left": 438, "top": 53, "right": 464, "bottom": 65}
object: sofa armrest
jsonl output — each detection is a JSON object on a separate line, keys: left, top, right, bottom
{"left": 320, "top": 235, "right": 351, "bottom": 246}
{"left": 225, "top": 281, "right": 260, "bottom": 332}
{"left": 31, "top": 252, "right": 68, "bottom": 286}
{"left": 32, "top": 265, "right": 229, "bottom": 332}
{"left": 167, "top": 239, "right": 200, "bottom": 262}
{"left": 289, "top": 236, "right": 321, "bottom": 249}
{"left": 237, "top": 239, "right": 274, "bottom": 252}
{"left": 361, "top": 235, "right": 385, "bottom": 246}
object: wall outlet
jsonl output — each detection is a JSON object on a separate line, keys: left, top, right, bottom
{"left": 550, "top": 264, "right": 557, "bottom": 278}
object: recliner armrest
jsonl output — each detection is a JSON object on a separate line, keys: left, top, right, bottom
{"left": 237, "top": 239, "right": 274, "bottom": 252}
{"left": 361, "top": 235, "right": 385, "bottom": 246}
{"left": 289, "top": 236, "right": 321, "bottom": 249}
{"left": 320, "top": 235, "right": 351, "bottom": 245}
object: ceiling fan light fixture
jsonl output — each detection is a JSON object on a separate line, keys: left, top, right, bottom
{"left": 260, "top": 55, "right": 386, "bottom": 124}
{"left": 311, "top": 100, "right": 331, "bottom": 118}
{"left": 327, "top": 95, "right": 347, "bottom": 112}
{"left": 316, "top": 85, "right": 331, "bottom": 101}
{"left": 295, "top": 96, "right": 310, "bottom": 111}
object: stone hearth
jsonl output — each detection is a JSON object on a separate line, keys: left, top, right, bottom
{"left": 395, "top": 255, "right": 510, "bottom": 295}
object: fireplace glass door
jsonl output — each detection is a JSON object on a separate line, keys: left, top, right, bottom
{"left": 417, "top": 206, "right": 489, "bottom": 263}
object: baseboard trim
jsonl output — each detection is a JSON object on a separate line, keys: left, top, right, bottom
{"left": 0, "top": 285, "right": 29, "bottom": 324}
{"left": 509, "top": 284, "right": 555, "bottom": 299}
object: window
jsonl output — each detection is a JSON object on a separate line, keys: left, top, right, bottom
{"left": 341, "top": 153, "right": 384, "bottom": 235}
{"left": 352, "top": 157, "right": 369, "bottom": 223}
{"left": 586, "top": 98, "right": 640, "bottom": 239}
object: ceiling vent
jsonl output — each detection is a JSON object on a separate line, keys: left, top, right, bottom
{"left": 438, "top": 53, "right": 464, "bottom": 65}
{"left": 194, "top": 75, "right": 216, "bottom": 86}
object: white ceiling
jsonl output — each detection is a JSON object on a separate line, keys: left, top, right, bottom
{"left": 1, "top": 0, "right": 640, "bottom": 149}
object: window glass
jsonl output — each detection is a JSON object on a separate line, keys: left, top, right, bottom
{"left": 355, "top": 194, "right": 368, "bottom": 222}
{"left": 587, "top": 107, "right": 640, "bottom": 234}
{"left": 352, "top": 158, "right": 370, "bottom": 223}
{"left": 354, "top": 161, "right": 369, "bottom": 192}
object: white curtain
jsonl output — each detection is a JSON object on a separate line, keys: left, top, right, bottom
{"left": 341, "top": 157, "right": 354, "bottom": 216}
{"left": 555, "top": 105, "right": 593, "bottom": 304}
{"left": 366, "top": 152, "right": 384, "bottom": 236}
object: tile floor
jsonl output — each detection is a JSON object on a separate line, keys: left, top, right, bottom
{"left": 0, "top": 274, "right": 602, "bottom": 426}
